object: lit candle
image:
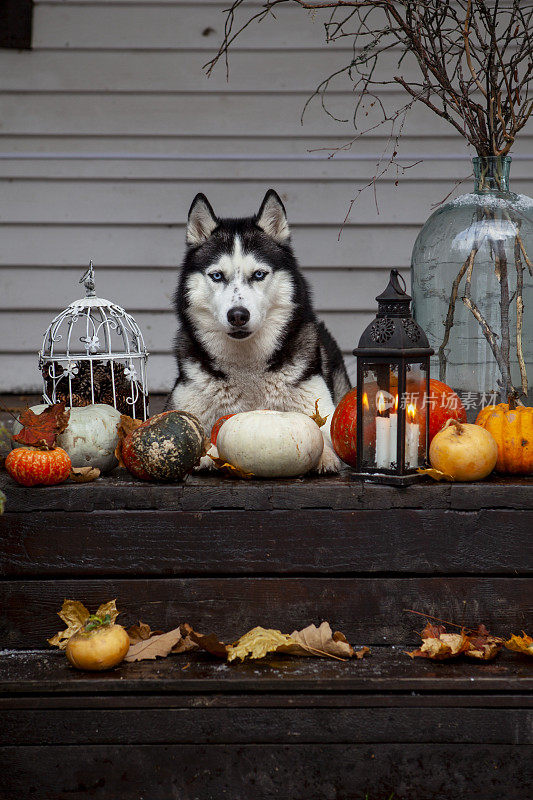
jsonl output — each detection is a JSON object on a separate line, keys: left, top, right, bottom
{"left": 389, "top": 393, "right": 398, "bottom": 467}
{"left": 406, "top": 403, "right": 419, "bottom": 468}
{"left": 375, "top": 391, "right": 390, "bottom": 469}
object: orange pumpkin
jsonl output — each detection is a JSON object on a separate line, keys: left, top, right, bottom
{"left": 475, "top": 402, "right": 533, "bottom": 475}
{"left": 5, "top": 447, "right": 71, "bottom": 487}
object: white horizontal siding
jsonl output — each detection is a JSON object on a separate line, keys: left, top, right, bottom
{"left": 3, "top": 178, "right": 533, "bottom": 225}
{"left": 0, "top": 266, "right": 406, "bottom": 312}
{"left": 2, "top": 50, "right": 419, "bottom": 93}
{"left": 0, "top": 225, "right": 418, "bottom": 268}
{"left": 1, "top": 0, "right": 531, "bottom": 394}
{"left": 32, "top": 2, "right": 357, "bottom": 50}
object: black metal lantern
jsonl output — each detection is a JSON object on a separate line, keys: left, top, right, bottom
{"left": 353, "top": 269, "right": 434, "bottom": 486}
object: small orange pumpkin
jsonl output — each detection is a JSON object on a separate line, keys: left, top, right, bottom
{"left": 475, "top": 401, "right": 533, "bottom": 475}
{"left": 5, "top": 447, "right": 71, "bottom": 487}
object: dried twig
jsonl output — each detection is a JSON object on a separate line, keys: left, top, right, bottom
{"left": 438, "top": 246, "right": 479, "bottom": 382}
{"left": 514, "top": 235, "right": 528, "bottom": 397}
{"left": 205, "top": 1, "right": 533, "bottom": 168}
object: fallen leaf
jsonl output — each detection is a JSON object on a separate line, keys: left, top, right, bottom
{"left": 282, "top": 621, "right": 354, "bottom": 659}
{"left": 125, "top": 627, "right": 187, "bottom": 662}
{"left": 13, "top": 402, "right": 70, "bottom": 450}
{"left": 356, "top": 646, "right": 370, "bottom": 659}
{"left": 95, "top": 599, "right": 120, "bottom": 625}
{"left": 181, "top": 623, "right": 227, "bottom": 658}
{"left": 465, "top": 624, "right": 503, "bottom": 660}
{"left": 310, "top": 399, "right": 328, "bottom": 428}
{"left": 70, "top": 466, "right": 100, "bottom": 483}
{"left": 406, "top": 622, "right": 470, "bottom": 660}
{"left": 47, "top": 599, "right": 90, "bottom": 648}
{"left": 227, "top": 626, "right": 296, "bottom": 662}
{"left": 406, "top": 621, "right": 502, "bottom": 661}
{"left": 417, "top": 467, "right": 455, "bottom": 482}
{"left": 48, "top": 598, "right": 120, "bottom": 649}
{"left": 127, "top": 620, "right": 160, "bottom": 645}
{"left": 208, "top": 455, "right": 254, "bottom": 479}
{"left": 505, "top": 631, "right": 533, "bottom": 656}
{"left": 114, "top": 414, "right": 143, "bottom": 467}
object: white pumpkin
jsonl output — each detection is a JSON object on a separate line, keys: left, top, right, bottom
{"left": 13, "top": 404, "right": 121, "bottom": 473}
{"left": 216, "top": 410, "right": 324, "bottom": 478}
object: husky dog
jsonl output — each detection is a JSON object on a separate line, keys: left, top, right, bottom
{"left": 166, "top": 189, "right": 351, "bottom": 472}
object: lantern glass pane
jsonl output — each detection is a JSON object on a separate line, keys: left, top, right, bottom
{"left": 402, "top": 361, "right": 428, "bottom": 470}
{"left": 361, "top": 362, "right": 399, "bottom": 471}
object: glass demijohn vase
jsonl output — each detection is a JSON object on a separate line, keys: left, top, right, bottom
{"left": 411, "top": 156, "right": 533, "bottom": 415}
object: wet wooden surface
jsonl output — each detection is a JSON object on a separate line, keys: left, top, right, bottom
{"left": 1, "top": 449, "right": 531, "bottom": 799}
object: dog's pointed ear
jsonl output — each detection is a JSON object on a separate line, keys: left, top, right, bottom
{"left": 255, "top": 189, "right": 290, "bottom": 242}
{"left": 187, "top": 193, "right": 218, "bottom": 246}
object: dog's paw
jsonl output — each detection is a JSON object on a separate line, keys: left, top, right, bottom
{"left": 315, "top": 444, "right": 341, "bottom": 474}
{"left": 195, "top": 445, "right": 219, "bottom": 472}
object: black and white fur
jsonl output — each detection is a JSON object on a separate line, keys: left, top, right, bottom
{"left": 166, "top": 189, "right": 351, "bottom": 472}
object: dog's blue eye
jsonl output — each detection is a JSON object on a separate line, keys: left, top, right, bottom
{"left": 210, "top": 271, "right": 224, "bottom": 282}
{"left": 252, "top": 270, "right": 267, "bottom": 281}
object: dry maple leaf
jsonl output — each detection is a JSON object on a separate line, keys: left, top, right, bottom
{"left": 48, "top": 599, "right": 90, "bottom": 648}
{"left": 505, "top": 632, "right": 533, "bottom": 656}
{"left": 465, "top": 624, "right": 503, "bottom": 660}
{"left": 125, "top": 627, "right": 187, "bottom": 662}
{"left": 406, "top": 622, "right": 470, "bottom": 660}
{"left": 180, "top": 623, "right": 228, "bottom": 658}
{"left": 310, "top": 399, "right": 328, "bottom": 428}
{"left": 127, "top": 620, "right": 160, "bottom": 645}
{"left": 282, "top": 621, "right": 354, "bottom": 659}
{"left": 227, "top": 627, "right": 296, "bottom": 662}
{"left": 70, "top": 466, "right": 100, "bottom": 483}
{"left": 13, "top": 402, "right": 70, "bottom": 450}
{"left": 94, "top": 599, "right": 119, "bottom": 625}
{"left": 208, "top": 455, "right": 254, "bottom": 479}
{"left": 48, "top": 598, "right": 119, "bottom": 649}
{"left": 126, "top": 621, "right": 198, "bottom": 660}
{"left": 417, "top": 467, "right": 455, "bottom": 482}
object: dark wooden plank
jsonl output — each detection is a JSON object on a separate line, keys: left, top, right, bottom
{"left": 1, "top": 508, "right": 531, "bottom": 576}
{"left": 1, "top": 649, "right": 531, "bottom": 695}
{"left": 1, "top": 576, "right": 528, "bottom": 649}
{"left": 1, "top": 743, "right": 530, "bottom": 800}
{"left": 4, "top": 693, "right": 532, "bottom": 710}
{"left": 1, "top": 471, "right": 531, "bottom": 513}
{"left": 1, "top": 706, "right": 529, "bottom": 745}
{"left": 1, "top": 576, "right": 529, "bottom": 648}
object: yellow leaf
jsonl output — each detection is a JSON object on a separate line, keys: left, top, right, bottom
{"left": 417, "top": 467, "right": 455, "bottom": 482}
{"left": 310, "top": 399, "right": 328, "bottom": 428}
{"left": 95, "top": 599, "right": 119, "bottom": 625}
{"left": 47, "top": 599, "right": 90, "bottom": 649}
{"left": 407, "top": 631, "right": 469, "bottom": 660}
{"left": 505, "top": 632, "right": 533, "bottom": 656}
{"left": 208, "top": 454, "right": 254, "bottom": 479}
{"left": 227, "top": 627, "right": 296, "bottom": 662}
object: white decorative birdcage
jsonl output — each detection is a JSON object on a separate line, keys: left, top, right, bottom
{"left": 39, "top": 262, "right": 149, "bottom": 420}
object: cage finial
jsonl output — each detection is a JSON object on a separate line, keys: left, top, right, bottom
{"left": 79, "top": 260, "right": 96, "bottom": 297}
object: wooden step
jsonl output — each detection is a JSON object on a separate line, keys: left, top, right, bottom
{"left": 1, "top": 471, "right": 531, "bottom": 799}
{"left": 0, "top": 650, "right": 531, "bottom": 800}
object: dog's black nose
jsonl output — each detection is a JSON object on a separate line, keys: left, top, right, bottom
{"left": 227, "top": 306, "right": 250, "bottom": 327}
